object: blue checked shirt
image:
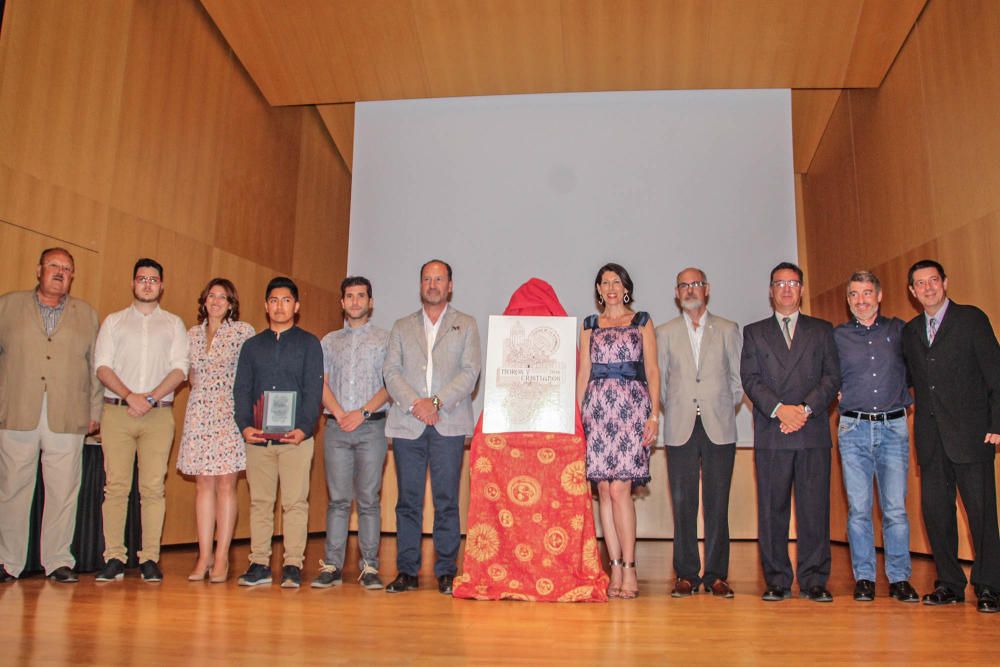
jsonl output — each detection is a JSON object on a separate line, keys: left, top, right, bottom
{"left": 321, "top": 322, "right": 389, "bottom": 413}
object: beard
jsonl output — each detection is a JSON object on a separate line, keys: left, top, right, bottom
{"left": 681, "top": 297, "right": 704, "bottom": 311}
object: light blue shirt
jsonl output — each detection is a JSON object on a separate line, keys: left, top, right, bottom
{"left": 321, "top": 321, "right": 389, "bottom": 413}
{"left": 925, "top": 298, "right": 950, "bottom": 343}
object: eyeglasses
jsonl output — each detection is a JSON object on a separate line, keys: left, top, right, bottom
{"left": 43, "top": 263, "right": 74, "bottom": 274}
{"left": 677, "top": 281, "right": 708, "bottom": 290}
{"left": 771, "top": 280, "right": 802, "bottom": 289}
{"left": 912, "top": 276, "right": 942, "bottom": 289}
{"left": 135, "top": 276, "right": 161, "bottom": 285}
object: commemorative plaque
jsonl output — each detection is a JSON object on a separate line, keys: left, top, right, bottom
{"left": 482, "top": 315, "right": 577, "bottom": 434}
{"left": 253, "top": 390, "right": 297, "bottom": 440}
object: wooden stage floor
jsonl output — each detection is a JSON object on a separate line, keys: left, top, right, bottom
{"left": 1, "top": 536, "right": 996, "bottom": 666}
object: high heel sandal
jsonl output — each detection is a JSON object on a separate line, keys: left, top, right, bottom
{"left": 619, "top": 561, "right": 639, "bottom": 600}
{"left": 209, "top": 562, "right": 229, "bottom": 584}
{"left": 188, "top": 561, "right": 213, "bottom": 582}
{"left": 607, "top": 559, "right": 624, "bottom": 598}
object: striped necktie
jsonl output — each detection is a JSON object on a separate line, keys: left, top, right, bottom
{"left": 928, "top": 316, "right": 938, "bottom": 344}
{"left": 782, "top": 317, "right": 792, "bottom": 349}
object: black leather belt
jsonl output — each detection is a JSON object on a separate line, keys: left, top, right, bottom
{"left": 842, "top": 409, "right": 905, "bottom": 421}
{"left": 104, "top": 397, "right": 173, "bottom": 408}
{"left": 365, "top": 411, "right": 387, "bottom": 421}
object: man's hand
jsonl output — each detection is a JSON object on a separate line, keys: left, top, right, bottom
{"left": 243, "top": 426, "right": 266, "bottom": 444}
{"left": 280, "top": 428, "right": 307, "bottom": 445}
{"left": 776, "top": 404, "right": 808, "bottom": 434}
{"left": 125, "top": 392, "right": 152, "bottom": 418}
{"left": 87, "top": 421, "right": 100, "bottom": 436}
{"left": 411, "top": 397, "right": 439, "bottom": 425}
{"left": 337, "top": 411, "right": 365, "bottom": 433}
{"left": 985, "top": 433, "right": 1000, "bottom": 446}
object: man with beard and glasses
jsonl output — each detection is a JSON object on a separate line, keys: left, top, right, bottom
{"left": 0, "top": 248, "right": 102, "bottom": 584}
{"left": 655, "top": 267, "right": 743, "bottom": 599}
{"left": 94, "top": 258, "right": 189, "bottom": 583}
{"left": 834, "top": 270, "right": 918, "bottom": 604}
{"left": 383, "top": 260, "right": 481, "bottom": 595}
{"left": 312, "top": 276, "right": 390, "bottom": 590}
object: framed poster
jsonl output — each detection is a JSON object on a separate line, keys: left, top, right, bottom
{"left": 482, "top": 315, "right": 577, "bottom": 434}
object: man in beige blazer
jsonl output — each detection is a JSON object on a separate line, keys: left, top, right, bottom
{"left": 0, "top": 247, "right": 102, "bottom": 583}
{"left": 656, "top": 267, "right": 743, "bottom": 598}
{"left": 383, "top": 260, "right": 481, "bottom": 595}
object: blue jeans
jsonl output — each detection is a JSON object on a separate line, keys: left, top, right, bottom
{"left": 837, "top": 415, "right": 912, "bottom": 583}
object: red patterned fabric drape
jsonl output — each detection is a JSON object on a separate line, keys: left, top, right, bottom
{"left": 453, "top": 279, "right": 609, "bottom": 602}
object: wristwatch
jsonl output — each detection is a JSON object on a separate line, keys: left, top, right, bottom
{"left": 799, "top": 402, "right": 813, "bottom": 416}
{"left": 431, "top": 395, "right": 442, "bottom": 410}
{"left": 362, "top": 409, "right": 371, "bottom": 419}
{"left": 145, "top": 396, "right": 157, "bottom": 407}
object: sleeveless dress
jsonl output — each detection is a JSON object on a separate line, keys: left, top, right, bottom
{"left": 177, "top": 319, "right": 255, "bottom": 475}
{"left": 581, "top": 311, "right": 652, "bottom": 486}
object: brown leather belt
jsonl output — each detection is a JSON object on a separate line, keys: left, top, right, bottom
{"left": 104, "top": 397, "right": 174, "bottom": 408}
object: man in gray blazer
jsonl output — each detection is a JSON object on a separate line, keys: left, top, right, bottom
{"left": 383, "top": 260, "right": 481, "bottom": 595}
{"left": 656, "top": 267, "right": 743, "bottom": 598}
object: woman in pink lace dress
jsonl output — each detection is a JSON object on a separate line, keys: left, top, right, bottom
{"left": 177, "top": 278, "right": 254, "bottom": 582}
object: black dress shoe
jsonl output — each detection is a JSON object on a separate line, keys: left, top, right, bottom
{"left": 888, "top": 580, "right": 920, "bottom": 603}
{"left": 761, "top": 586, "right": 791, "bottom": 601}
{"left": 801, "top": 585, "right": 833, "bottom": 602}
{"left": 48, "top": 566, "right": 78, "bottom": 583}
{"left": 922, "top": 586, "right": 962, "bottom": 605}
{"left": 853, "top": 579, "right": 875, "bottom": 602}
{"left": 139, "top": 560, "right": 163, "bottom": 583}
{"left": 438, "top": 575, "right": 455, "bottom": 595}
{"left": 977, "top": 589, "right": 1000, "bottom": 613}
{"left": 0, "top": 565, "right": 15, "bottom": 583}
{"left": 385, "top": 573, "right": 419, "bottom": 593}
{"left": 95, "top": 559, "right": 125, "bottom": 582}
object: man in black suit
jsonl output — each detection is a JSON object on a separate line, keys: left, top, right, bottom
{"left": 741, "top": 262, "right": 841, "bottom": 602}
{"left": 902, "top": 259, "right": 1000, "bottom": 613}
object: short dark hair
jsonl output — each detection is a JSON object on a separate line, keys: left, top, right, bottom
{"left": 133, "top": 258, "right": 164, "bottom": 280}
{"left": 340, "top": 276, "right": 372, "bottom": 299}
{"left": 770, "top": 261, "right": 803, "bottom": 284}
{"left": 197, "top": 277, "right": 240, "bottom": 324}
{"left": 266, "top": 276, "right": 299, "bottom": 301}
{"left": 594, "top": 262, "right": 635, "bottom": 307}
{"left": 38, "top": 247, "right": 75, "bottom": 269}
{"left": 420, "top": 259, "right": 452, "bottom": 281}
{"left": 907, "top": 259, "right": 946, "bottom": 286}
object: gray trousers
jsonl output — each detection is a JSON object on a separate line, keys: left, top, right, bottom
{"left": 322, "top": 419, "right": 387, "bottom": 570}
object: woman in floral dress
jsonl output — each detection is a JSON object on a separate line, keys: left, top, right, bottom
{"left": 576, "top": 263, "right": 659, "bottom": 599}
{"left": 177, "top": 278, "right": 255, "bottom": 582}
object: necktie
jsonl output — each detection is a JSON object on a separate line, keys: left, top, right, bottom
{"left": 928, "top": 317, "right": 938, "bottom": 344}
{"left": 782, "top": 317, "right": 792, "bottom": 349}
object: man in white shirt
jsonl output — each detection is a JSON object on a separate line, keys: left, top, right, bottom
{"left": 93, "top": 258, "right": 189, "bottom": 583}
{"left": 655, "top": 267, "right": 743, "bottom": 598}
{"left": 382, "top": 260, "right": 481, "bottom": 595}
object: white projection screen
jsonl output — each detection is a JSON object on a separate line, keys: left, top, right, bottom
{"left": 349, "top": 89, "right": 797, "bottom": 447}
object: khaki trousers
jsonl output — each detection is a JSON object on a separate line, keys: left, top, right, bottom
{"left": 100, "top": 404, "right": 174, "bottom": 563}
{"left": 0, "top": 395, "right": 83, "bottom": 577}
{"left": 245, "top": 438, "right": 314, "bottom": 568}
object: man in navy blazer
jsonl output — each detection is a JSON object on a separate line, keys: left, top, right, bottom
{"left": 741, "top": 262, "right": 841, "bottom": 602}
{"left": 902, "top": 259, "right": 1000, "bottom": 613}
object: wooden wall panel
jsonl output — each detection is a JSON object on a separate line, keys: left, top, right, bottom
{"left": 801, "top": 0, "right": 1000, "bottom": 559}
{"left": 316, "top": 103, "right": 355, "bottom": 172}
{"left": 0, "top": 0, "right": 349, "bottom": 548}
{"left": 214, "top": 68, "right": 302, "bottom": 274}
{"left": 109, "top": 0, "right": 233, "bottom": 246}
{"left": 801, "top": 93, "right": 863, "bottom": 295}
{"left": 293, "top": 108, "right": 351, "bottom": 288}
{"left": 791, "top": 90, "right": 840, "bottom": 174}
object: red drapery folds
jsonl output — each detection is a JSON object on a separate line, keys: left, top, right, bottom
{"left": 454, "top": 278, "right": 609, "bottom": 602}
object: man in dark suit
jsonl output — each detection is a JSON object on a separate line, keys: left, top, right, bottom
{"left": 741, "top": 262, "right": 841, "bottom": 602}
{"left": 902, "top": 259, "right": 1000, "bottom": 613}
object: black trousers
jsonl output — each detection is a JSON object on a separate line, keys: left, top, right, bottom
{"left": 755, "top": 447, "right": 831, "bottom": 590}
{"left": 919, "top": 423, "right": 1000, "bottom": 595}
{"left": 666, "top": 417, "right": 735, "bottom": 586}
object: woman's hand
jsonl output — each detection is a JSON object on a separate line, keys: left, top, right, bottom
{"left": 642, "top": 416, "right": 659, "bottom": 447}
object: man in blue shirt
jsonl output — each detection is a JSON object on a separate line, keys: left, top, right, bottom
{"left": 233, "top": 277, "right": 324, "bottom": 588}
{"left": 834, "top": 270, "right": 918, "bottom": 603}
{"left": 312, "top": 276, "right": 390, "bottom": 590}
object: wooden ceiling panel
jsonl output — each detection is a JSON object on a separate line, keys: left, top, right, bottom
{"left": 199, "top": 0, "right": 925, "bottom": 106}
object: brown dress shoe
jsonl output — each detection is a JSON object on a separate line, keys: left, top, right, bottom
{"left": 710, "top": 579, "right": 734, "bottom": 598}
{"left": 671, "top": 578, "right": 695, "bottom": 598}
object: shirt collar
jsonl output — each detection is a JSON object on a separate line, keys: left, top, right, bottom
{"left": 34, "top": 289, "right": 67, "bottom": 310}
{"left": 128, "top": 302, "right": 162, "bottom": 317}
{"left": 774, "top": 310, "right": 800, "bottom": 326}
{"left": 683, "top": 309, "right": 709, "bottom": 330}
{"left": 343, "top": 320, "right": 372, "bottom": 334}
{"left": 851, "top": 314, "right": 884, "bottom": 330}
{"left": 925, "top": 298, "right": 950, "bottom": 323}
{"left": 423, "top": 303, "right": 448, "bottom": 328}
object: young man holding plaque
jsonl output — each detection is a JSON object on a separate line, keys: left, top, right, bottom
{"left": 312, "top": 276, "right": 390, "bottom": 590}
{"left": 94, "top": 258, "right": 189, "bottom": 583}
{"left": 233, "top": 277, "right": 324, "bottom": 588}
{"left": 383, "top": 260, "right": 481, "bottom": 595}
